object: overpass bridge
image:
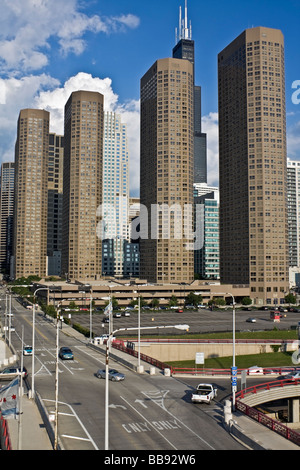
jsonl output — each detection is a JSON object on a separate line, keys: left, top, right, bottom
{"left": 235, "top": 379, "right": 300, "bottom": 447}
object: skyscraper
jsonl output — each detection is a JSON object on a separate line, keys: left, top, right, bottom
{"left": 287, "top": 159, "right": 300, "bottom": 268}
{"left": 173, "top": 0, "right": 207, "bottom": 184}
{"left": 102, "top": 112, "right": 129, "bottom": 277}
{"left": 218, "top": 27, "right": 289, "bottom": 305}
{"left": 140, "top": 57, "right": 194, "bottom": 283}
{"left": 0, "top": 162, "right": 15, "bottom": 274}
{"left": 62, "top": 90, "right": 104, "bottom": 281}
{"left": 47, "top": 133, "right": 64, "bottom": 276}
{"left": 13, "top": 109, "right": 50, "bottom": 279}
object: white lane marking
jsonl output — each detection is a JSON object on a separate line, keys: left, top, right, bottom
{"left": 75, "top": 345, "right": 106, "bottom": 366}
{"left": 120, "top": 395, "right": 177, "bottom": 450}
{"left": 141, "top": 390, "right": 215, "bottom": 450}
{"left": 43, "top": 399, "right": 99, "bottom": 450}
{"left": 61, "top": 435, "right": 92, "bottom": 442}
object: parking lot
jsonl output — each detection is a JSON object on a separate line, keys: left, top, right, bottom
{"left": 69, "top": 307, "right": 300, "bottom": 337}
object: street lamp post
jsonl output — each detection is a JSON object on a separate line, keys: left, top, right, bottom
{"left": 218, "top": 292, "right": 236, "bottom": 410}
{"left": 31, "top": 287, "right": 50, "bottom": 398}
{"left": 31, "top": 286, "right": 61, "bottom": 399}
{"left": 104, "top": 323, "right": 189, "bottom": 450}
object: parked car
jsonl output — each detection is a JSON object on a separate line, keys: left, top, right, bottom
{"left": 248, "top": 365, "right": 264, "bottom": 375}
{"left": 0, "top": 366, "right": 28, "bottom": 379}
{"left": 59, "top": 347, "right": 74, "bottom": 360}
{"left": 122, "top": 310, "right": 131, "bottom": 317}
{"left": 246, "top": 317, "right": 256, "bottom": 323}
{"left": 103, "top": 317, "right": 109, "bottom": 323}
{"left": 113, "top": 312, "right": 121, "bottom": 318}
{"left": 96, "top": 369, "right": 125, "bottom": 381}
{"left": 23, "top": 345, "right": 33, "bottom": 356}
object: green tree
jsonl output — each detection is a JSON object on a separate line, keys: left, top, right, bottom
{"left": 185, "top": 292, "right": 202, "bottom": 307}
{"left": 285, "top": 293, "right": 296, "bottom": 305}
{"left": 241, "top": 297, "right": 252, "bottom": 306}
{"left": 168, "top": 295, "right": 178, "bottom": 307}
{"left": 149, "top": 298, "right": 159, "bottom": 308}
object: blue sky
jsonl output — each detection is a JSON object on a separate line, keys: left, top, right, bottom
{"left": 0, "top": 0, "right": 299, "bottom": 196}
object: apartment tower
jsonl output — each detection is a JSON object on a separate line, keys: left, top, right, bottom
{"left": 0, "top": 162, "right": 15, "bottom": 274}
{"left": 140, "top": 57, "right": 194, "bottom": 283}
{"left": 218, "top": 27, "right": 289, "bottom": 305}
{"left": 13, "top": 109, "right": 50, "bottom": 279}
{"left": 62, "top": 91, "right": 104, "bottom": 280}
{"left": 47, "top": 133, "right": 64, "bottom": 276}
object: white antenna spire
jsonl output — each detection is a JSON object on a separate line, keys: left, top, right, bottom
{"left": 184, "top": 0, "right": 188, "bottom": 37}
{"left": 176, "top": 0, "right": 192, "bottom": 43}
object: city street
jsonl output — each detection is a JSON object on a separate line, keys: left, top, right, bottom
{"left": 0, "top": 292, "right": 246, "bottom": 450}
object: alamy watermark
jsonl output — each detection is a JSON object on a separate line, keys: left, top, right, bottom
{"left": 291, "top": 340, "right": 300, "bottom": 366}
{"left": 96, "top": 202, "right": 205, "bottom": 251}
{"left": 292, "top": 80, "right": 300, "bottom": 104}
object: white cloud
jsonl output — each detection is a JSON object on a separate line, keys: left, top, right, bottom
{"left": 0, "top": 73, "right": 59, "bottom": 160}
{"left": 36, "top": 72, "right": 140, "bottom": 196}
{"left": 0, "top": 0, "right": 140, "bottom": 72}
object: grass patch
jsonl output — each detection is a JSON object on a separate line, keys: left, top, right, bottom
{"left": 138, "top": 329, "right": 298, "bottom": 341}
{"left": 167, "top": 351, "right": 294, "bottom": 370}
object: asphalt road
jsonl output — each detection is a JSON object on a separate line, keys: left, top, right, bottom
{"left": 0, "top": 293, "right": 246, "bottom": 450}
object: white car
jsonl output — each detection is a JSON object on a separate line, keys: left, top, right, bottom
{"left": 248, "top": 365, "right": 264, "bottom": 375}
{"left": 246, "top": 317, "right": 256, "bottom": 323}
{"left": 122, "top": 310, "right": 131, "bottom": 317}
{"left": 23, "top": 346, "right": 33, "bottom": 356}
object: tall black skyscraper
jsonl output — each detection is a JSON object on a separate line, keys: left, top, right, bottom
{"left": 173, "top": 0, "right": 207, "bottom": 183}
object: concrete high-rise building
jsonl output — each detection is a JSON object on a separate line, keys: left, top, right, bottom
{"left": 287, "top": 159, "right": 300, "bottom": 268}
{"left": 0, "top": 162, "right": 15, "bottom": 274}
{"left": 102, "top": 112, "right": 129, "bottom": 277}
{"left": 218, "top": 27, "right": 289, "bottom": 305}
{"left": 172, "top": 1, "right": 207, "bottom": 184}
{"left": 194, "top": 191, "right": 219, "bottom": 280}
{"left": 62, "top": 91, "right": 104, "bottom": 281}
{"left": 140, "top": 57, "right": 194, "bottom": 283}
{"left": 13, "top": 109, "right": 50, "bottom": 279}
{"left": 47, "top": 133, "right": 64, "bottom": 276}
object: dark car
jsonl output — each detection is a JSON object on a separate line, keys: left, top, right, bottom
{"left": 59, "top": 347, "right": 74, "bottom": 360}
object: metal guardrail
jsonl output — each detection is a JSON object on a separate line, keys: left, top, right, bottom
{"left": 126, "top": 338, "right": 296, "bottom": 344}
{"left": 112, "top": 342, "right": 171, "bottom": 371}
{"left": 170, "top": 366, "right": 299, "bottom": 376}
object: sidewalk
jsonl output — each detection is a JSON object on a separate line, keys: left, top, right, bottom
{"left": 5, "top": 395, "right": 53, "bottom": 450}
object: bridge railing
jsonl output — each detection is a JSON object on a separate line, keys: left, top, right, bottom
{"left": 235, "top": 380, "right": 300, "bottom": 447}
{"left": 170, "top": 366, "right": 298, "bottom": 376}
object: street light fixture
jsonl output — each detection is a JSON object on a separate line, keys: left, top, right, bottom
{"left": 216, "top": 292, "right": 236, "bottom": 410}
{"left": 104, "top": 323, "right": 189, "bottom": 450}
